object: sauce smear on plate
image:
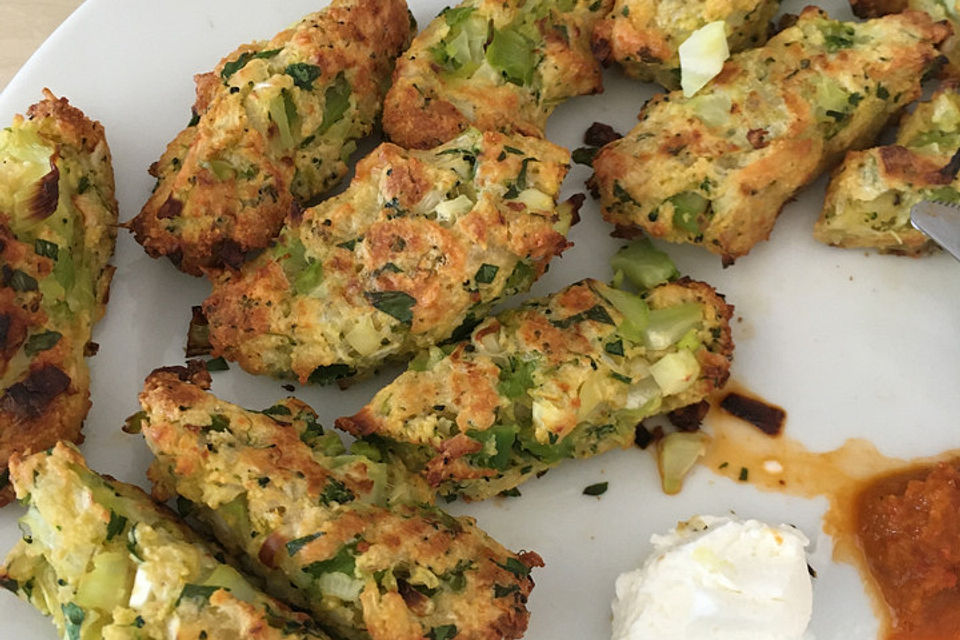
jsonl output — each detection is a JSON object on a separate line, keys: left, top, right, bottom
{"left": 699, "top": 383, "right": 960, "bottom": 639}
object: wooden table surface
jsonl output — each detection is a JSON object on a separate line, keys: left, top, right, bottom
{"left": 0, "top": 0, "right": 85, "bottom": 92}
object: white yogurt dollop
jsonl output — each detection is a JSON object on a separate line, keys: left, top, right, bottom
{"left": 611, "top": 516, "right": 812, "bottom": 640}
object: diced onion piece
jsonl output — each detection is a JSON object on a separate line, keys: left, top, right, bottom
{"left": 515, "top": 188, "right": 554, "bottom": 212}
{"left": 610, "top": 239, "right": 679, "bottom": 291}
{"left": 600, "top": 287, "right": 649, "bottom": 343}
{"left": 688, "top": 92, "right": 733, "bottom": 128}
{"left": 479, "top": 331, "right": 502, "bottom": 355}
{"left": 128, "top": 566, "right": 154, "bottom": 608}
{"left": 932, "top": 93, "right": 960, "bottom": 130}
{"left": 202, "top": 565, "right": 258, "bottom": 604}
{"left": 657, "top": 431, "right": 709, "bottom": 495}
{"left": 76, "top": 552, "right": 132, "bottom": 611}
{"left": 577, "top": 374, "right": 606, "bottom": 420}
{"left": 679, "top": 21, "right": 730, "bottom": 98}
{"left": 649, "top": 350, "right": 700, "bottom": 396}
{"left": 317, "top": 572, "right": 365, "bottom": 601}
{"left": 625, "top": 376, "right": 661, "bottom": 410}
{"left": 435, "top": 194, "right": 474, "bottom": 222}
{"left": 268, "top": 93, "right": 296, "bottom": 149}
{"left": 345, "top": 315, "right": 383, "bottom": 356}
{"left": 554, "top": 198, "right": 577, "bottom": 235}
{"left": 643, "top": 303, "right": 703, "bottom": 351}
{"left": 532, "top": 397, "right": 566, "bottom": 434}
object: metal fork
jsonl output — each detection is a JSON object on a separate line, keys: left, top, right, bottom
{"left": 910, "top": 201, "right": 960, "bottom": 261}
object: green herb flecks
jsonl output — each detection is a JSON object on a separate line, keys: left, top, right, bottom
{"left": 475, "top": 263, "right": 499, "bottom": 284}
{"left": 261, "top": 404, "right": 292, "bottom": 417}
{"left": 307, "top": 364, "right": 357, "bottom": 385}
{"left": 604, "top": 340, "right": 625, "bottom": 356}
{"left": 3, "top": 268, "right": 38, "bottom": 292}
{"left": 583, "top": 482, "right": 608, "bottom": 496}
{"left": 494, "top": 583, "right": 520, "bottom": 598}
{"left": 497, "top": 357, "right": 536, "bottom": 399}
{"left": 319, "top": 478, "right": 355, "bottom": 505}
{"left": 302, "top": 543, "right": 357, "bottom": 577}
{"left": 205, "top": 357, "right": 229, "bottom": 372}
{"left": 122, "top": 411, "right": 147, "bottom": 435}
{"left": 572, "top": 146, "right": 599, "bottom": 166}
{"left": 62, "top": 602, "right": 84, "bottom": 640}
{"left": 550, "top": 305, "right": 615, "bottom": 329}
{"left": 428, "top": 624, "right": 459, "bottom": 640}
{"left": 496, "top": 557, "right": 531, "bottom": 579}
{"left": 821, "top": 23, "right": 856, "bottom": 53}
{"left": 467, "top": 425, "right": 518, "bottom": 471}
{"left": 504, "top": 157, "right": 535, "bottom": 199}
{"left": 106, "top": 511, "right": 128, "bottom": 541}
{"left": 286, "top": 532, "right": 324, "bottom": 557}
{"left": 504, "top": 261, "right": 535, "bottom": 293}
{"left": 365, "top": 290, "right": 416, "bottom": 325}
{"left": 34, "top": 239, "right": 59, "bottom": 260}
{"left": 206, "top": 414, "right": 231, "bottom": 433}
{"left": 317, "top": 72, "right": 351, "bottom": 134}
{"left": 176, "top": 584, "right": 221, "bottom": 607}
{"left": 285, "top": 63, "right": 323, "bottom": 90}
{"left": 221, "top": 48, "right": 282, "bottom": 80}
{"left": 24, "top": 330, "right": 61, "bottom": 356}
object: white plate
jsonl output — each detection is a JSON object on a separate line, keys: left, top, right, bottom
{"left": 2, "top": 1, "right": 959, "bottom": 638}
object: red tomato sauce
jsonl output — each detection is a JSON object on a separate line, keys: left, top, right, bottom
{"left": 857, "top": 462, "right": 960, "bottom": 640}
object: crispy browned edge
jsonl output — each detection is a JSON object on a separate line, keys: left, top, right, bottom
{"left": 127, "top": 0, "right": 413, "bottom": 276}
{"left": 0, "top": 90, "right": 116, "bottom": 507}
{"left": 141, "top": 360, "right": 544, "bottom": 640}
{"left": 849, "top": 0, "right": 908, "bottom": 19}
{"left": 336, "top": 277, "right": 735, "bottom": 443}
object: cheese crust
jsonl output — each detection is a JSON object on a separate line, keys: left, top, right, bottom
{"left": 0, "top": 443, "right": 329, "bottom": 640}
{"left": 592, "top": 0, "right": 781, "bottom": 90}
{"left": 590, "top": 9, "right": 948, "bottom": 264}
{"left": 203, "top": 130, "right": 576, "bottom": 384}
{"left": 139, "top": 364, "right": 541, "bottom": 640}
{"left": 383, "top": 0, "right": 613, "bottom": 149}
{"left": 129, "top": 0, "right": 414, "bottom": 275}
{"left": 337, "top": 278, "right": 734, "bottom": 501}
{"left": 815, "top": 86, "right": 960, "bottom": 255}
{"left": 0, "top": 92, "right": 117, "bottom": 506}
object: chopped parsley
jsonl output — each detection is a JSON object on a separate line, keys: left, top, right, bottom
{"left": 365, "top": 290, "right": 416, "bottom": 325}
{"left": 286, "top": 532, "right": 324, "bottom": 557}
{"left": 427, "top": 624, "right": 459, "bottom": 640}
{"left": 176, "top": 584, "right": 220, "bottom": 607}
{"left": 221, "top": 48, "right": 282, "bottom": 79}
{"left": 474, "top": 263, "right": 499, "bottom": 284}
{"left": 302, "top": 543, "right": 356, "bottom": 577}
{"left": 24, "top": 330, "right": 61, "bottom": 356}
{"left": 317, "top": 72, "right": 351, "bottom": 134}
{"left": 205, "top": 356, "right": 229, "bottom": 372}
{"left": 106, "top": 510, "right": 128, "bottom": 541}
{"left": 583, "top": 482, "right": 608, "bottom": 496}
{"left": 62, "top": 602, "right": 84, "bottom": 640}
{"left": 495, "top": 557, "right": 531, "bottom": 579}
{"left": 319, "top": 478, "right": 355, "bottom": 505}
{"left": 34, "top": 239, "right": 59, "bottom": 260}
{"left": 550, "top": 305, "right": 615, "bottom": 329}
{"left": 285, "top": 63, "right": 323, "bottom": 90}
{"left": 307, "top": 364, "right": 356, "bottom": 385}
